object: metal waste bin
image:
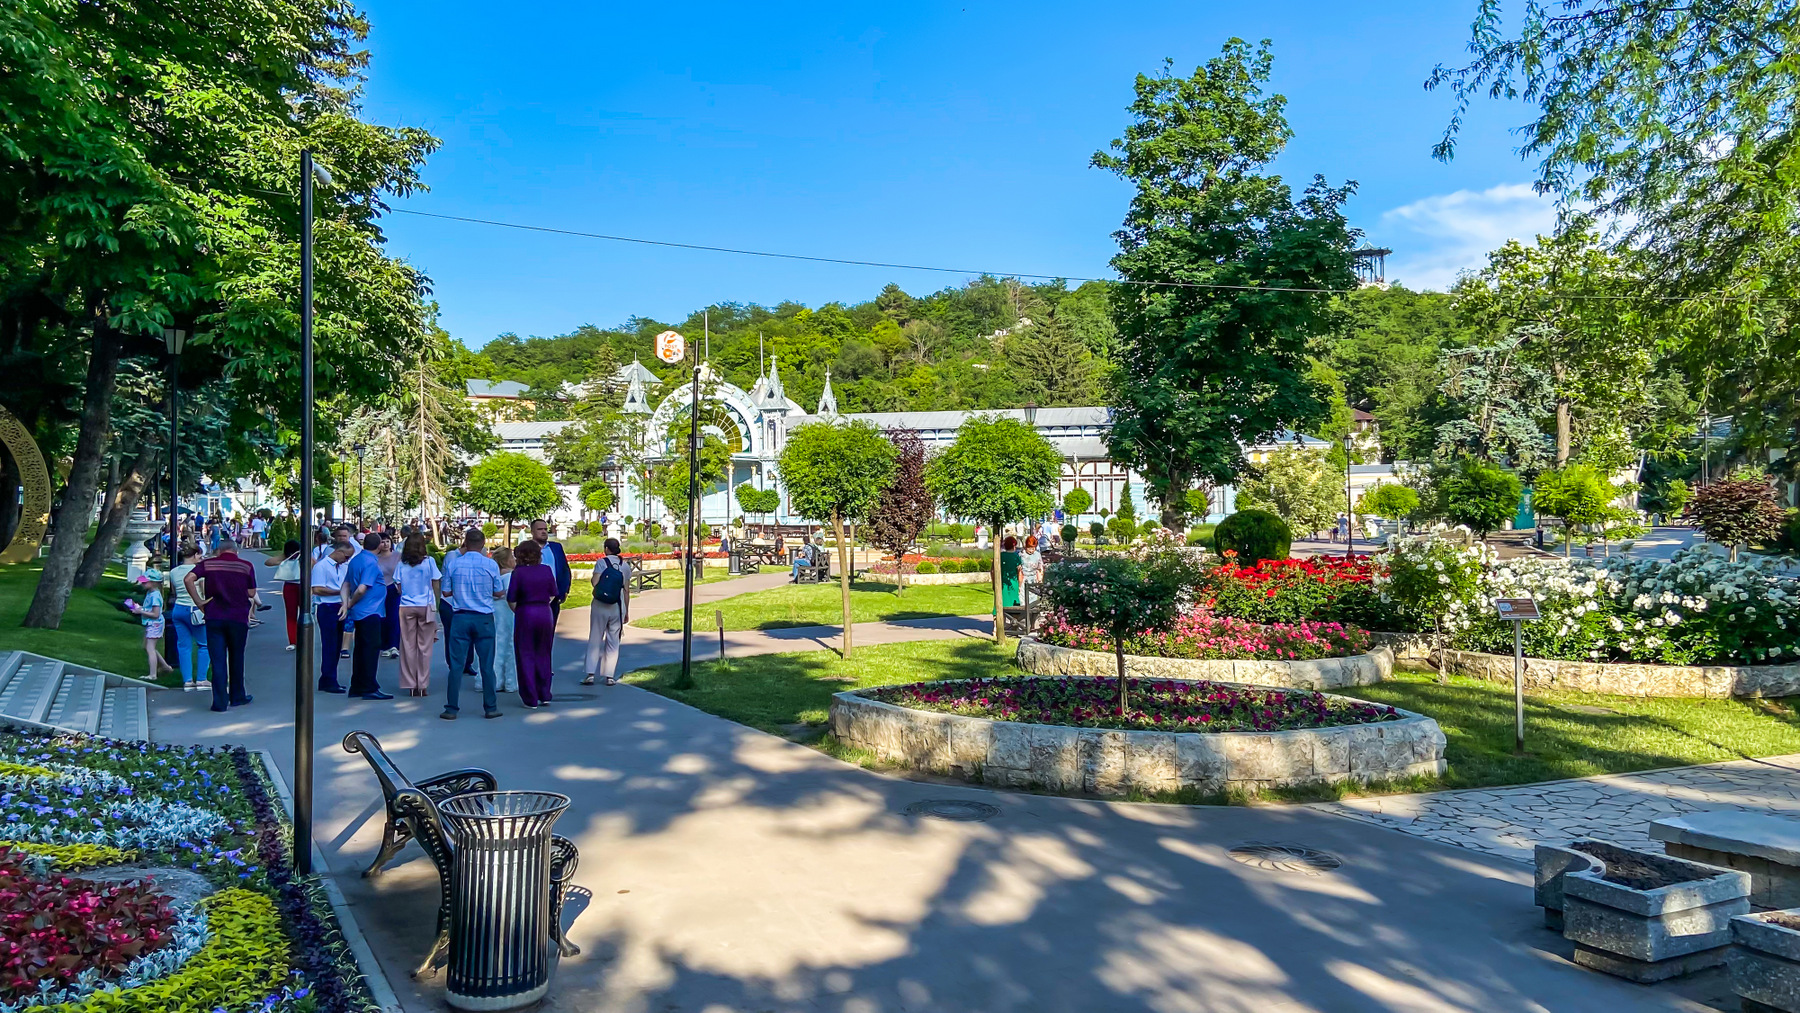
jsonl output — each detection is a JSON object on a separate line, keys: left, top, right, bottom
{"left": 727, "top": 544, "right": 742, "bottom": 574}
{"left": 438, "top": 790, "right": 571, "bottom": 1011}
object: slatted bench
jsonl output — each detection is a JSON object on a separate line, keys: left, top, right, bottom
{"left": 1651, "top": 811, "right": 1800, "bottom": 909}
{"left": 342, "top": 730, "right": 580, "bottom": 976}
{"left": 628, "top": 568, "right": 662, "bottom": 592}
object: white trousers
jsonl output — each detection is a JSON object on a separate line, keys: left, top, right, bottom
{"left": 586, "top": 603, "right": 625, "bottom": 680}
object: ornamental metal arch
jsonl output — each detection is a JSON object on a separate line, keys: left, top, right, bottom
{"left": 0, "top": 403, "right": 51, "bottom": 564}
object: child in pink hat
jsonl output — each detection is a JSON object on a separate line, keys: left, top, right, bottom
{"left": 127, "top": 570, "right": 177, "bottom": 683}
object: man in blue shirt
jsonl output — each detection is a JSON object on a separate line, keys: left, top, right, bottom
{"left": 441, "top": 528, "right": 505, "bottom": 720}
{"left": 340, "top": 533, "right": 394, "bottom": 700}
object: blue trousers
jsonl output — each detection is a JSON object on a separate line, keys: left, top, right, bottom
{"left": 316, "top": 602, "right": 345, "bottom": 690}
{"left": 170, "top": 604, "right": 211, "bottom": 684}
{"left": 444, "top": 611, "right": 498, "bottom": 714}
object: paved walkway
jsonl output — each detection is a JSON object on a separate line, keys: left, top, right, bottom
{"left": 1314, "top": 753, "right": 1800, "bottom": 864}
{"left": 139, "top": 557, "right": 1741, "bottom": 1012}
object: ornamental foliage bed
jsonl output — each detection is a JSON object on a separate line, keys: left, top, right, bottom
{"left": 0, "top": 731, "right": 375, "bottom": 1013}
{"left": 867, "top": 677, "right": 1403, "bottom": 733}
{"left": 1035, "top": 609, "right": 1373, "bottom": 661}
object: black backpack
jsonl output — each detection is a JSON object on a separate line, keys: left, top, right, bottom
{"left": 596, "top": 558, "right": 625, "bottom": 606}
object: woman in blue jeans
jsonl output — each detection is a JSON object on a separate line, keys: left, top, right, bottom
{"left": 168, "top": 543, "right": 212, "bottom": 691}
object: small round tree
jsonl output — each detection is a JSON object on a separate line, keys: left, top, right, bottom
{"left": 465, "top": 452, "right": 563, "bottom": 544}
{"left": 1534, "top": 464, "right": 1616, "bottom": 557}
{"left": 926, "top": 415, "right": 1063, "bottom": 644}
{"left": 1435, "top": 458, "right": 1523, "bottom": 538}
{"left": 1038, "top": 550, "right": 1195, "bottom": 714}
{"left": 1356, "top": 483, "right": 1418, "bottom": 527}
{"left": 779, "top": 420, "right": 899, "bottom": 656}
{"left": 1688, "top": 478, "right": 1786, "bottom": 561}
{"left": 1063, "top": 487, "right": 1093, "bottom": 519}
{"left": 1213, "top": 509, "right": 1290, "bottom": 563}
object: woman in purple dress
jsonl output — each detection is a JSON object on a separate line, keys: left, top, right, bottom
{"left": 506, "top": 540, "right": 558, "bottom": 707}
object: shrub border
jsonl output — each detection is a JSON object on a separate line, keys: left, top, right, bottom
{"left": 1014, "top": 636, "right": 1394, "bottom": 691}
{"left": 828, "top": 678, "right": 1445, "bottom": 797}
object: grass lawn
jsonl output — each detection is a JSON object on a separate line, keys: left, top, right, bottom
{"left": 628, "top": 646, "right": 1800, "bottom": 803}
{"left": 563, "top": 565, "right": 735, "bottom": 610}
{"left": 0, "top": 560, "right": 149, "bottom": 677}
{"left": 633, "top": 578, "right": 996, "bottom": 631}
{"left": 625, "top": 638, "right": 1013, "bottom": 734}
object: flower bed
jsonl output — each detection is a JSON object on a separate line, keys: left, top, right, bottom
{"left": 1036, "top": 608, "right": 1373, "bottom": 661}
{"left": 1201, "top": 553, "right": 1403, "bottom": 629}
{"left": 829, "top": 679, "right": 1446, "bottom": 796}
{"left": 0, "top": 731, "right": 376, "bottom": 1013}
{"left": 866, "top": 676, "right": 1402, "bottom": 733}
{"left": 566, "top": 550, "right": 727, "bottom": 563}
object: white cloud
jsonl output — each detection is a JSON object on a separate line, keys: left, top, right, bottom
{"left": 1375, "top": 183, "right": 1560, "bottom": 291}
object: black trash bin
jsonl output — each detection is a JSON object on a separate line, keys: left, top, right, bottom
{"left": 437, "top": 790, "right": 572, "bottom": 1011}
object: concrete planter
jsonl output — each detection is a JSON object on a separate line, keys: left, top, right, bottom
{"left": 1561, "top": 841, "right": 1751, "bottom": 982}
{"left": 1534, "top": 842, "right": 1605, "bottom": 931}
{"left": 827, "top": 679, "right": 1445, "bottom": 797}
{"left": 865, "top": 570, "right": 991, "bottom": 585}
{"left": 1014, "top": 636, "right": 1393, "bottom": 692}
{"left": 1730, "top": 910, "right": 1800, "bottom": 1012}
{"left": 1437, "top": 648, "right": 1800, "bottom": 699}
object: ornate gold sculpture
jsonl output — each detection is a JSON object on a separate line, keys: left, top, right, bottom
{"left": 0, "top": 404, "right": 50, "bottom": 564}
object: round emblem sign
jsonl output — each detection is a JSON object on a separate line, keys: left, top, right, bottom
{"left": 654, "top": 330, "right": 686, "bottom": 364}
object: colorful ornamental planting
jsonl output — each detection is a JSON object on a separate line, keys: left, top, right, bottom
{"left": 0, "top": 731, "right": 376, "bottom": 1013}
{"left": 867, "top": 677, "right": 1402, "bottom": 733}
{"left": 1035, "top": 610, "right": 1373, "bottom": 662}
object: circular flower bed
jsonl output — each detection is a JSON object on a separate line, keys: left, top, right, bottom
{"left": 1036, "top": 609, "right": 1372, "bottom": 661}
{"left": 867, "top": 677, "right": 1402, "bottom": 732}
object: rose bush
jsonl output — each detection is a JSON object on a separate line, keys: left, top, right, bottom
{"left": 870, "top": 677, "right": 1402, "bottom": 732}
{"left": 1199, "top": 553, "right": 1401, "bottom": 629}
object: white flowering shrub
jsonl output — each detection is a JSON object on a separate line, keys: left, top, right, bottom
{"left": 1370, "top": 536, "right": 1490, "bottom": 632}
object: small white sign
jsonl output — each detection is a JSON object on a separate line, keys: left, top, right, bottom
{"left": 654, "top": 330, "right": 686, "bottom": 364}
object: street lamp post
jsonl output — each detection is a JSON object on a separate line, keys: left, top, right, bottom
{"left": 1344, "top": 431, "right": 1356, "bottom": 561}
{"left": 163, "top": 328, "right": 187, "bottom": 561}
{"left": 353, "top": 442, "right": 366, "bottom": 528}
{"left": 295, "top": 149, "right": 332, "bottom": 876}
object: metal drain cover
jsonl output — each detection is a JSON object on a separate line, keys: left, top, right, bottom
{"left": 904, "top": 799, "right": 1001, "bottom": 822}
{"left": 1228, "top": 842, "right": 1343, "bottom": 875}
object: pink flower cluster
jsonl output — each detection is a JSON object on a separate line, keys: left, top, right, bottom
{"left": 1036, "top": 608, "right": 1373, "bottom": 661}
{"left": 870, "top": 677, "right": 1400, "bottom": 732}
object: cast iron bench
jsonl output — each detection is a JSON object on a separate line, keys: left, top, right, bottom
{"left": 342, "top": 730, "right": 581, "bottom": 977}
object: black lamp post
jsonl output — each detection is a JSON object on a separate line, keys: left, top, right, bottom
{"left": 163, "top": 327, "right": 187, "bottom": 560}
{"left": 295, "top": 149, "right": 332, "bottom": 876}
{"left": 1344, "top": 431, "right": 1356, "bottom": 560}
{"left": 1023, "top": 402, "right": 1038, "bottom": 427}
{"left": 353, "top": 442, "right": 366, "bottom": 527}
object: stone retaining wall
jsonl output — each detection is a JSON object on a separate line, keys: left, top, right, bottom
{"left": 1014, "top": 636, "right": 1394, "bottom": 691}
{"left": 828, "top": 680, "right": 1446, "bottom": 797}
{"left": 1438, "top": 649, "right": 1800, "bottom": 699}
{"left": 863, "top": 570, "right": 991, "bottom": 586}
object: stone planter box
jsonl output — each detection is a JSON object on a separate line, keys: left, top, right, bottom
{"left": 1014, "top": 636, "right": 1394, "bottom": 692}
{"left": 1561, "top": 841, "right": 1751, "bottom": 982}
{"left": 1730, "top": 910, "right": 1800, "bottom": 1012}
{"left": 1437, "top": 648, "right": 1800, "bottom": 699}
{"left": 1534, "top": 842, "right": 1605, "bottom": 931}
{"left": 826, "top": 678, "right": 1445, "bottom": 797}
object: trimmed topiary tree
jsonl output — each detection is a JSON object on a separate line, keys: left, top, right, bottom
{"left": 1213, "top": 509, "right": 1291, "bottom": 563}
{"left": 1060, "top": 523, "right": 1078, "bottom": 544}
{"left": 1688, "top": 478, "right": 1787, "bottom": 561}
{"left": 779, "top": 419, "right": 899, "bottom": 657}
{"left": 1038, "top": 549, "right": 1196, "bottom": 714}
{"left": 1434, "top": 458, "right": 1522, "bottom": 538}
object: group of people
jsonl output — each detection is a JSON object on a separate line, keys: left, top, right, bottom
{"left": 129, "top": 535, "right": 263, "bottom": 712}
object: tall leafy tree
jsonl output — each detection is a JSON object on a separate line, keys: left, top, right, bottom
{"left": 1095, "top": 41, "right": 1358, "bottom": 529}
{"left": 777, "top": 420, "right": 898, "bottom": 657}
{"left": 464, "top": 452, "right": 562, "bottom": 545}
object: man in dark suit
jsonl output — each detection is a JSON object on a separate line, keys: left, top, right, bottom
{"left": 531, "top": 518, "right": 572, "bottom": 622}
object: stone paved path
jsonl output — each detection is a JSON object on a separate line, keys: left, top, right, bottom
{"left": 1313, "top": 753, "right": 1800, "bottom": 864}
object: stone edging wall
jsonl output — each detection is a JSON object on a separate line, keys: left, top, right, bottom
{"left": 1437, "top": 649, "right": 1800, "bottom": 699}
{"left": 828, "top": 681, "right": 1446, "bottom": 797}
{"left": 864, "top": 570, "right": 991, "bottom": 586}
{"left": 1013, "top": 636, "right": 1394, "bottom": 691}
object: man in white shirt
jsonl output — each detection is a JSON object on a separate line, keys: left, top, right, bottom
{"left": 311, "top": 543, "right": 353, "bottom": 693}
{"left": 582, "top": 538, "right": 633, "bottom": 686}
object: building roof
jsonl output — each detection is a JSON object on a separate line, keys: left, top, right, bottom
{"left": 492, "top": 420, "right": 573, "bottom": 441}
{"left": 614, "top": 359, "right": 661, "bottom": 385}
{"left": 786, "top": 406, "right": 1113, "bottom": 432}
{"left": 466, "top": 379, "right": 531, "bottom": 399}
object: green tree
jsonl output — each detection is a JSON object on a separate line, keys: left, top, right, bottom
{"left": 1062, "top": 487, "right": 1093, "bottom": 519}
{"left": 1434, "top": 329, "right": 1556, "bottom": 471}
{"left": 581, "top": 481, "right": 615, "bottom": 516}
{"left": 1095, "top": 41, "right": 1357, "bottom": 529}
{"left": 1356, "top": 483, "right": 1419, "bottom": 526}
{"left": 1236, "top": 447, "right": 1339, "bottom": 539}
{"left": 778, "top": 420, "right": 899, "bottom": 656}
{"left": 464, "top": 453, "right": 562, "bottom": 544}
{"left": 1038, "top": 550, "right": 1196, "bottom": 714}
{"left": 1432, "top": 458, "right": 1523, "bottom": 538}
{"left": 1534, "top": 464, "right": 1617, "bottom": 557}
{"left": 926, "top": 415, "right": 1063, "bottom": 645}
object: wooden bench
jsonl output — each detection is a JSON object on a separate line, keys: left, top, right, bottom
{"left": 342, "top": 730, "right": 581, "bottom": 977}
{"left": 794, "top": 561, "right": 831, "bottom": 584}
{"left": 1651, "top": 811, "right": 1800, "bottom": 909}
{"left": 628, "top": 568, "right": 662, "bottom": 592}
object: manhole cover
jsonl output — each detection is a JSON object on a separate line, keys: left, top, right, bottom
{"left": 552, "top": 693, "right": 598, "bottom": 702}
{"left": 904, "top": 799, "right": 1001, "bottom": 822}
{"left": 1227, "top": 843, "right": 1343, "bottom": 875}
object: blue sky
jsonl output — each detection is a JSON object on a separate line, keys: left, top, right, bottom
{"left": 357, "top": 1, "right": 1556, "bottom": 348}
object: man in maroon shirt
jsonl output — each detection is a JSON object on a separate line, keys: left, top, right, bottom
{"left": 185, "top": 537, "right": 257, "bottom": 713}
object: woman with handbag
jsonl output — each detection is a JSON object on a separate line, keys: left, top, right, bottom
{"left": 169, "top": 544, "right": 212, "bottom": 692}
{"left": 266, "top": 539, "right": 304, "bottom": 651}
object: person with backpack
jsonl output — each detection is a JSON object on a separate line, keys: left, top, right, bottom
{"left": 582, "top": 538, "right": 633, "bottom": 686}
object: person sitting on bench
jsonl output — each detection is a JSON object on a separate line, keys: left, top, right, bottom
{"left": 791, "top": 537, "right": 815, "bottom": 582}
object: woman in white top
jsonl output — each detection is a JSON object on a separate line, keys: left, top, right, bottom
{"left": 490, "top": 546, "right": 519, "bottom": 693}
{"left": 168, "top": 543, "right": 213, "bottom": 691}
{"left": 394, "top": 534, "right": 442, "bottom": 696}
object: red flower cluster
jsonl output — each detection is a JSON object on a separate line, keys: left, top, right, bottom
{"left": 567, "top": 551, "right": 728, "bottom": 562}
{"left": 1200, "top": 554, "right": 1396, "bottom": 627}
{"left": 0, "top": 848, "right": 177, "bottom": 999}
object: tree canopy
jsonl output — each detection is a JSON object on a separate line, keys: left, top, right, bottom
{"left": 777, "top": 419, "right": 899, "bottom": 656}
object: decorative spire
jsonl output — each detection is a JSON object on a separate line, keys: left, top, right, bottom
{"left": 817, "top": 368, "right": 838, "bottom": 417}
{"left": 623, "top": 361, "right": 651, "bottom": 414}
{"left": 758, "top": 354, "right": 788, "bottom": 412}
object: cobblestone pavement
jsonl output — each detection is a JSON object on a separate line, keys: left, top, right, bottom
{"left": 1312, "top": 753, "right": 1800, "bottom": 863}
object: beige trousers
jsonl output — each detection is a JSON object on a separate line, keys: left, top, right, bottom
{"left": 586, "top": 602, "right": 625, "bottom": 681}
{"left": 398, "top": 606, "right": 437, "bottom": 690}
